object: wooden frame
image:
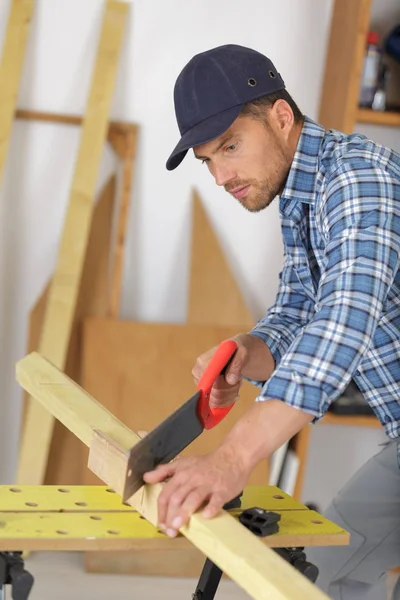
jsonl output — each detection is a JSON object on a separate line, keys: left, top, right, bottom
{"left": 16, "top": 351, "right": 338, "bottom": 600}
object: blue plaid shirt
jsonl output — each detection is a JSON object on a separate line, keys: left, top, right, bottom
{"left": 248, "top": 116, "right": 400, "bottom": 443}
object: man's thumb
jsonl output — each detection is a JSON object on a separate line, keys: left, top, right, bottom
{"left": 224, "top": 349, "right": 245, "bottom": 385}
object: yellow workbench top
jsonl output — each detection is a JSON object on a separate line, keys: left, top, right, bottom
{"left": 0, "top": 485, "right": 349, "bottom": 552}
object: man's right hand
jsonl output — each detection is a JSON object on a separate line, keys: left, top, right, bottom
{"left": 192, "top": 333, "right": 274, "bottom": 409}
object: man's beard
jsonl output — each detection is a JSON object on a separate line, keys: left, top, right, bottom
{"left": 240, "top": 178, "right": 281, "bottom": 212}
{"left": 226, "top": 175, "right": 285, "bottom": 213}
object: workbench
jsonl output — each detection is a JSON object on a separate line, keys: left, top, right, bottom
{"left": 0, "top": 483, "right": 349, "bottom": 600}
{"left": 12, "top": 351, "right": 350, "bottom": 600}
{"left": 0, "top": 484, "right": 348, "bottom": 552}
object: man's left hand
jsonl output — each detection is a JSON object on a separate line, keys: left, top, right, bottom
{"left": 142, "top": 443, "right": 251, "bottom": 537}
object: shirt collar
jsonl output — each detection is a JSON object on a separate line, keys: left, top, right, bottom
{"left": 280, "top": 116, "right": 326, "bottom": 206}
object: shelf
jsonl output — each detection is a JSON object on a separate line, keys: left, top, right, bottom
{"left": 321, "top": 412, "right": 380, "bottom": 428}
{"left": 357, "top": 108, "right": 400, "bottom": 127}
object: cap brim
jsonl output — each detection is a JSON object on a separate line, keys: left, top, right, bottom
{"left": 166, "top": 104, "right": 244, "bottom": 171}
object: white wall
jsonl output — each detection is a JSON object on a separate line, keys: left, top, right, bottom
{"left": 0, "top": 0, "right": 397, "bottom": 510}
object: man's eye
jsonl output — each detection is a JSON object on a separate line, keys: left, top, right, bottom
{"left": 226, "top": 143, "right": 237, "bottom": 152}
{"left": 201, "top": 158, "right": 209, "bottom": 165}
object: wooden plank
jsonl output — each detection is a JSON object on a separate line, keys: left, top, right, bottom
{"left": 15, "top": 108, "right": 137, "bottom": 135}
{"left": 188, "top": 189, "right": 253, "bottom": 327}
{"left": 108, "top": 129, "right": 137, "bottom": 317}
{"left": 16, "top": 0, "right": 128, "bottom": 486}
{"left": 0, "top": 0, "right": 34, "bottom": 184}
{"left": 318, "top": 0, "right": 372, "bottom": 132}
{"left": 19, "top": 175, "right": 117, "bottom": 487}
{"left": 45, "top": 174, "right": 117, "bottom": 485}
{"left": 15, "top": 353, "right": 334, "bottom": 600}
{"left": 321, "top": 413, "right": 380, "bottom": 428}
{"left": 291, "top": 426, "right": 311, "bottom": 500}
{"left": 357, "top": 108, "right": 400, "bottom": 128}
{"left": 80, "top": 318, "right": 269, "bottom": 486}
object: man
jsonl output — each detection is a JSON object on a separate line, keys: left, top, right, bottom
{"left": 143, "top": 44, "right": 400, "bottom": 599}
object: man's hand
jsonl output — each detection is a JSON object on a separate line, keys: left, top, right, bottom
{"left": 191, "top": 332, "right": 275, "bottom": 409}
{"left": 142, "top": 442, "right": 251, "bottom": 537}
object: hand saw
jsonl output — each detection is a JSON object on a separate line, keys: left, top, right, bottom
{"left": 122, "top": 339, "right": 238, "bottom": 502}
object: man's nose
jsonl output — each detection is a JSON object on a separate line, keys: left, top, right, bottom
{"left": 214, "top": 164, "right": 236, "bottom": 187}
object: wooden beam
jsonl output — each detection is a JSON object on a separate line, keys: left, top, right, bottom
{"left": 16, "top": 0, "right": 128, "bottom": 486}
{"left": 188, "top": 190, "right": 253, "bottom": 327}
{"left": 16, "top": 352, "right": 331, "bottom": 600}
{"left": 318, "top": 0, "right": 372, "bottom": 132}
{"left": 20, "top": 174, "right": 117, "bottom": 486}
{"left": 108, "top": 129, "right": 137, "bottom": 317}
{"left": 15, "top": 108, "right": 137, "bottom": 137}
{"left": 0, "top": 0, "right": 34, "bottom": 184}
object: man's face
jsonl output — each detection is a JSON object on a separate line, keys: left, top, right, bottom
{"left": 193, "top": 104, "right": 298, "bottom": 212}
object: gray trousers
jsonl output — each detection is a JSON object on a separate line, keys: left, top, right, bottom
{"left": 306, "top": 438, "right": 400, "bottom": 600}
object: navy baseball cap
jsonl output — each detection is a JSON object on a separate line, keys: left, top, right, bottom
{"left": 166, "top": 44, "right": 285, "bottom": 170}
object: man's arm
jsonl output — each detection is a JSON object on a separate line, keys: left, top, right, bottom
{"left": 255, "top": 161, "right": 400, "bottom": 421}
{"left": 192, "top": 254, "right": 316, "bottom": 407}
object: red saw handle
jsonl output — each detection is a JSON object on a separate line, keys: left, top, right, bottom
{"left": 197, "top": 339, "right": 238, "bottom": 429}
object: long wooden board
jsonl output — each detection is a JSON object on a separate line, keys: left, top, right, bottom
{"left": 0, "top": 0, "right": 34, "bottom": 185}
{"left": 318, "top": 0, "right": 372, "bottom": 132}
{"left": 16, "top": 352, "right": 335, "bottom": 600}
{"left": 19, "top": 174, "right": 117, "bottom": 487}
{"left": 16, "top": 0, "right": 128, "bottom": 486}
{"left": 107, "top": 128, "right": 137, "bottom": 318}
{"left": 188, "top": 190, "right": 253, "bottom": 327}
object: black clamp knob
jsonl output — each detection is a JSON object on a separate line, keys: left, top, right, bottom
{"left": 274, "top": 547, "right": 319, "bottom": 583}
{"left": 238, "top": 507, "right": 281, "bottom": 537}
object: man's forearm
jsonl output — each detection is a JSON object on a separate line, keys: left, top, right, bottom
{"left": 219, "top": 398, "right": 314, "bottom": 472}
{"left": 233, "top": 332, "right": 276, "bottom": 382}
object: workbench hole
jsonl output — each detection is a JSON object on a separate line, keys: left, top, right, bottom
{"left": 107, "top": 530, "right": 120, "bottom": 535}
{"left": 56, "top": 530, "right": 69, "bottom": 535}
{"left": 57, "top": 488, "right": 70, "bottom": 493}
{"left": 90, "top": 516, "right": 102, "bottom": 521}
{"left": 9, "top": 488, "right": 22, "bottom": 493}
{"left": 106, "top": 489, "right": 116, "bottom": 493}
{"left": 139, "top": 515, "right": 145, "bottom": 520}
{"left": 311, "top": 519, "right": 324, "bottom": 525}
{"left": 273, "top": 495, "right": 285, "bottom": 499}
{"left": 75, "top": 502, "right": 87, "bottom": 507}
{"left": 25, "top": 502, "right": 38, "bottom": 507}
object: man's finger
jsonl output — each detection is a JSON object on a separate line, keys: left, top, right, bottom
{"left": 142, "top": 461, "right": 177, "bottom": 484}
{"left": 202, "top": 492, "right": 226, "bottom": 519}
{"left": 162, "top": 478, "right": 199, "bottom": 531}
{"left": 175, "top": 485, "right": 211, "bottom": 527}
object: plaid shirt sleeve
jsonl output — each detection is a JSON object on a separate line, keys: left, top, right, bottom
{"left": 251, "top": 160, "right": 400, "bottom": 420}
{"left": 246, "top": 251, "right": 316, "bottom": 383}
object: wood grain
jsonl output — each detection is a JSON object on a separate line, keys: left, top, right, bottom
{"left": 188, "top": 190, "right": 253, "bottom": 327}
{"left": 108, "top": 129, "right": 137, "bottom": 317}
{"left": 0, "top": 0, "right": 34, "bottom": 184}
{"left": 318, "top": 0, "right": 372, "bottom": 132}
{"left": 19, "top": 175, "right": 117, "bottom": 487}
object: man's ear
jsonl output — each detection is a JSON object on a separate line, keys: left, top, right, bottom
{"left": 271, "top": 99, "right": 294, "bottom": 137}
